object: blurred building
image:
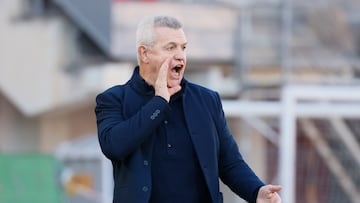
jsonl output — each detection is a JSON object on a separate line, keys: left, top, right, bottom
{"left": 0, "top": 0, "right": 360, "bottom": 202}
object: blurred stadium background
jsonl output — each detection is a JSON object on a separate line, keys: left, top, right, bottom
{"left": 1, "top": 0, "right": 360, "bottom": 202}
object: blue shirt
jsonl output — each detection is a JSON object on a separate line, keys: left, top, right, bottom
{"left": 149, "top": 89, "right": 211, "bottom": 203}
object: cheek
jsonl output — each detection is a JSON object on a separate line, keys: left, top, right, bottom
{"left": 150, "top": 59, "right": 162, "bottom": 72}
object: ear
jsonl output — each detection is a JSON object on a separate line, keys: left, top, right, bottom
{"left": 138, "top": 46, "right": 149, "bottom": 63}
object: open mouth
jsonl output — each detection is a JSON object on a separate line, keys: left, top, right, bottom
{"left": 172, "top": 64, "right": 183, "bottom": 74}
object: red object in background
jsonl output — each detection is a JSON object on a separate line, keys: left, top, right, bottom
{"left": 113, "top": 0, "right": 158, "bottom": 2}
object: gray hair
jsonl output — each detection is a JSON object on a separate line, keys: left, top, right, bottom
{"left": 136, "top": 15, "right": 183, "bottom": 49}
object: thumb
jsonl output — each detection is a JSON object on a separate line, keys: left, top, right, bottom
{"left": 168, "top": 85, "right": 182, "bottom": 96}
{"left": 268, "top": 185, "right": 282, "bottom": 193}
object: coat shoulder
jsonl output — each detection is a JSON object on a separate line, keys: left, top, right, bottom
{"left": 186, "top": 81, "right": 222, "bottom": 110}
{"left": 98, "top": 84, "right": 126, "bottom": 97}
{"left": 96, "top": 83, "right": 129, "bottom": 100}
{"left": 186, "top": 81, "right": 219, "bottom": 98}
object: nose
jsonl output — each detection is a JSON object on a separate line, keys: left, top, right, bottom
{"left": 174, "top": 48, "right": 185, "bottom": 61}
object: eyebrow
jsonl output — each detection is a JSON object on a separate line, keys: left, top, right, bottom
{"left": 165, "top": 42, "right": 187, "bottom": 47}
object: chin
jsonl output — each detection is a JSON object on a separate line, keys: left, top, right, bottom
{"left": 168, "top": 80, "right": 181, "bottom": 88}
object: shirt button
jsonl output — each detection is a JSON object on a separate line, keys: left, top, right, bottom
{"left": 143, "top": 160, "right": 149, "bottom": 166}
{"left": 142, "top": 186, "right": 149, "bottom": 192}
{"left": 167, "top": 144, "right": 172, "bottom": 148}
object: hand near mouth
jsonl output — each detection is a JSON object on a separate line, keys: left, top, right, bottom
{"left": 155, "top": 58, "right": 182, "bottom": 102}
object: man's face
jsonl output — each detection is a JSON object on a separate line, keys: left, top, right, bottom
{"left": 147, "top": 27, "right": 187, "bottom": 88}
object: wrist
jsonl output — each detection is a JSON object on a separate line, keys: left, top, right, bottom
{"left": 155, "top": 92, "right": 170, "bottom": 102}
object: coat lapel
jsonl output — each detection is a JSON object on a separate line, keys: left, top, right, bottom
{"left": 183, "top": 87, "right": 220, "bottom": 203}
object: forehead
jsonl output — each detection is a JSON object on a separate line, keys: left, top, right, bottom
{"left": 154, "top": 27, "right": 187, "bottom": 44}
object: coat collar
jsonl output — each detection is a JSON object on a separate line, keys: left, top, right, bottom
{"left": 129, "top": 66, "right": 155, "bottom": 96}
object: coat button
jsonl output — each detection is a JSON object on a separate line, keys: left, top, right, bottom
{"left": 150, "top": 109, "right": 161, "bottom": 120}
{"left": 142, "top": 186, "right": 149, "bottom": 192}
{"left": 143, "top": 160, "right": 149, "bottom": 166}
{"left": 164, "top": 120, "right": 168, "bottom": 124}
{"left": 167, "top": 144, "right": 172, "bottom": 148}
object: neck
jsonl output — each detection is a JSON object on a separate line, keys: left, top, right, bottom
{"left": 139, "top": 65, "right": 155, "bottom": 87}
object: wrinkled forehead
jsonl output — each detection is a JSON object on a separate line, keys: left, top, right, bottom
{"left": 154, "top": 27, "right": 187, "bottom": 44}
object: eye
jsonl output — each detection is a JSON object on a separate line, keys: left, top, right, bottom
{"left": 166, "top": 45, "right": 174, "bottom": 51}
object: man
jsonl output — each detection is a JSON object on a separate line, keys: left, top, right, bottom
{"left": 95, "top": 15, "right": 281, "bottom": 203}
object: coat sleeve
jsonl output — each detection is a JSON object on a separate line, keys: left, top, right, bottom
{"left": 212, "top": 92, "right": 265, "bottom": 203}
{"left": 95, "top": 89, "right": 169, "bottom": 161}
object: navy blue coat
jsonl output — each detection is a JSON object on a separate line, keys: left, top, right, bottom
{"left": 95, "top": 67, "right": 264, "bottom": 203}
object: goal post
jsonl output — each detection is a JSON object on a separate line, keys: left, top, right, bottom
{"left": 222, "top": 84, "right": 360, "bottom": 203}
